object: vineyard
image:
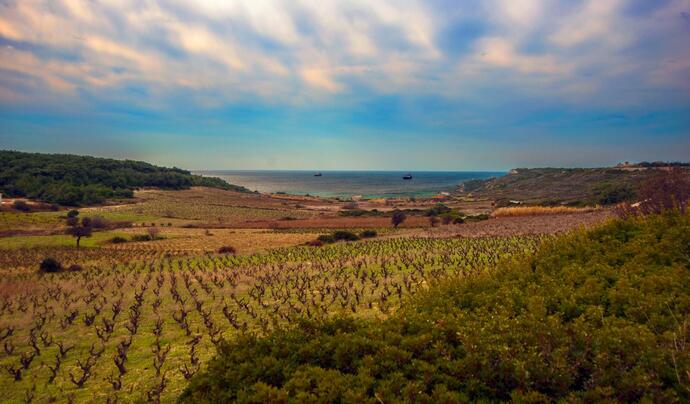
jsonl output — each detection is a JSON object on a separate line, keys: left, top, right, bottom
{"left": 83, "top": 188, "right": 318, "bottom": 226}
{"left": 0, "top": 236, "right": 542, "bottom": 402}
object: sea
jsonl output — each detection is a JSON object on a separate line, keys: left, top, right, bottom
{"left": 197, "top": 170, "right": 504, "bottom": 199}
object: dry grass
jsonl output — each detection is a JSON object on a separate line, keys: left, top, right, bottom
{"left": 491, "top": 205, "right": 601, "bottom": 217}
{"left": 105, "top": 228, "right": 318, "bottom": 254}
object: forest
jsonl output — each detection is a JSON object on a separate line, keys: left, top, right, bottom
{"left": 0, "top": 150, "right": 246, "bottom": 206}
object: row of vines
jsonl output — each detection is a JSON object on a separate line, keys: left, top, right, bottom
{"left": 0, "top": 236, "right": 543, "bottom": 402}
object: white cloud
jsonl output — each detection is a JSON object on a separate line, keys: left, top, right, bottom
{"left": 0, "top": 0, "right": 687, "bottom": 109}
{"left": 301, "top": 68, "right": 342, "bottom": 92}
{"left": 549, "top": 0, "right": 627, "bottom": 47}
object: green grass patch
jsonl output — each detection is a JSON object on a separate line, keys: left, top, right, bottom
{"left": 0, "top": 230, "right": 131, "bottom": 249}
{"left": 0, "top": 211, "right": 63, "bottom": 230}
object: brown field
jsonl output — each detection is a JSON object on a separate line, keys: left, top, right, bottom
{"left": 234, "top": 215, "right": 430, "bottom": 229}
{"left": 105, "top": 228, "right": 319, "bottom": 254}
{"left": 391, "top": 210, "right": 612, "bottom": 239}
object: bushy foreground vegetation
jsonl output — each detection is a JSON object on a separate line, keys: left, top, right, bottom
{"left": 0, "top": 150, "right": 246, "bottom": 206}
{"left": 181, "top": 211, "right": 690, "bottom": 402}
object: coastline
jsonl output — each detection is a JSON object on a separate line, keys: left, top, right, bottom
{"left": 195, "top": 170, "right": 504, "bottom": 199}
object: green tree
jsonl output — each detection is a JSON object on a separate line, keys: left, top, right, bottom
{"left": 66, "top": 216, "right": 93, "bottom": 247}
{"left": 391, "top": 210, "right": 406, "bottom": 228}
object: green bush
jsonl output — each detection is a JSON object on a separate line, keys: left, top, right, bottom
{"left": 38, "top": 258, "right": 62, "bottom": 273}
{"left": 359, "top": 230, "right": 377, "bottom": 238}
{"left": 110, "top": 236, "right": 128, "bottom": 244}
{"left": 466, "top": 213, "right": 489, "bottom": 221}
{"left": 181, "top": 212, "right": 690, "bottom": 402}
{"left": 332, "top": 231, "right": 360, "bottom": 241}
{"left": 391, "top": 210, "right": 406, "bottom": 227}
{"left": 339, "top": 209, "right": 366, "bottom": 217}
{"left": 425, "top": 203, "right": 451, "bottom": 216}
{"left": 595, "top": 182, "right": 636, "bottom": 205}
{"left": 131, "top": 234, "right": 152, "bottom": 242}
{"left": 218, "top": 246, "right": 237, "bottom": 255}
{"left": 12, "top": 200, "right": 30, "bottom": 212}
{"left": 317, "top": 235, "right": 336, "bottom": 244}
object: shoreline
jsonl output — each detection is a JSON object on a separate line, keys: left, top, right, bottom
{"left": 195, "top": 170, "right": 504, "bottom": 200}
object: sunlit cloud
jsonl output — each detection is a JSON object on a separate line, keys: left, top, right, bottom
{"left": 0, "top": 0, "right": 688, "bottom": 169}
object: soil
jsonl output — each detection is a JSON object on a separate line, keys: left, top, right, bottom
{"left": 388, "top": 210, "right": 612, "bottom": 238}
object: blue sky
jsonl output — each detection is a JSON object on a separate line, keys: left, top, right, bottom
{"left": 0, "top": 0, "right": 689, "bottom": 170}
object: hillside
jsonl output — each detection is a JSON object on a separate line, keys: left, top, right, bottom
{"left": 181, "top": 211, "right": 690, "bottom": 402}
{"left": 457, "top": 167, "right": 682, "bottom": 206}
{"left": 0, "top": 150, "right": 247, "bottom": 206}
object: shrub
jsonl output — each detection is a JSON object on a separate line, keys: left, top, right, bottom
{"left": 39, "top": 258, "right": 62, "bottom": 273}
{"left": 317, "top": 235, "right": 336, "bottom": 244}
{"left": 90, "top": 216, "right": 109, "bottom": 229}
{"left": 305, "top": 240, "right": 324, "bottom": 247}
{"left": 618, "top": 168, "right": 690, "bottom": 217}
{"left": 181, "top": 211, "right": 690, "bottom": 403}
{"left": 67, "top": 209, "right": 80, "bottom": 218}
{"left": 339, "top": 209, "right": 367, "bottom": 217}
{"left": 425, "top": 203, "right": 451, "bottom": 217}
{"left": 131, "top": 234, "right": 152, "bottom": 242}
{"left": 218, "top": 246, "right": 237, "bottom": 255}
{"left": 359, "top": 230, "right": 377, "bottom": 238}
{"left": 332, "top": 231, "right": 360, "bottom": 241}
{"left": 596, "top": 184, "right": 635, "bottom": 205}
{"left": 110, "top": 236, "right": 128, "bottom": 244}
{"left": 81, "top": 217, "right": 92, "bottom": 227}
{"left": 428, "top": 216, "right": 439, "bottom": 227}
{"left": 466, "top": 213, "right": 490, "bottom": 221}
{"left": 12, "top": 200, "right": 30, "bottom": 212}
{"left": 391, "top": 210, "right": 406, "bottom": 228}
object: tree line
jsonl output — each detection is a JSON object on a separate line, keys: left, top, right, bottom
{"left": 0, "top": 150, "right": 247, "bottom": 206}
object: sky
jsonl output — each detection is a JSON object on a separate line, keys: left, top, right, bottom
{"left": 0, "top": 0, "right": 689, "bottom": 170}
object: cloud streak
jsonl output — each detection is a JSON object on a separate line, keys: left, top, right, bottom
{"left": 0, "top": 0, "right": 688, "bottom": 169}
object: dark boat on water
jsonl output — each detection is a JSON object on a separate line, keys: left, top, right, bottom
{"left": 402, "top": 173, "right": 412, "bottom": 180}
{"left": 314, "top": 172, "right": 322, "bottom": 177}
